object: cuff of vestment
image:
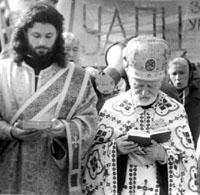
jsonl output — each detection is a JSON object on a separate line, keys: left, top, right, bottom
{"left": 55, "top": 119, "right": 67, "bottom": 137}
{"left": 9, "top": 126, "right": 16, "bottom": 140}
{"left": 0, "top": 121, "right": 16, "bottom": 140}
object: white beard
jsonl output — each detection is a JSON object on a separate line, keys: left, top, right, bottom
{"left": 132, "top": 95, "right": 157, "bottom": 107}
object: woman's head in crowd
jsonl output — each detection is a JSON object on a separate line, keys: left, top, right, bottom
{"left": 167, "top": 56, "right": 193, "bottom": 90}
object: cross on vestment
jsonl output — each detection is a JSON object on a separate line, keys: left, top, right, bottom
{"left": 73, "top": 135, "right": 79, "bottom": 148}
{"left": 137, "top": 179, "right": 153, "bottom": 195}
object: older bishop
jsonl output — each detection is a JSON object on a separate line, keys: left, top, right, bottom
{"left": 82, "top": 36, "right": 197, "bottom": 195}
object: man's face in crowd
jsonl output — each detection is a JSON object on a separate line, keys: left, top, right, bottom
{"left": 129, "top": 77, "right": 162, "bottom": 106}
{"left": 65, "top": 39, "right": 79, "bottom": 63}
{"left": 168, "top": 61, "right": 189, "bottom": 90}
{"left": 27, "top": 22, "right": 57, "bottom": 57}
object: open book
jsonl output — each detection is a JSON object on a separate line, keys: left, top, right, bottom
{"left": 127, "top": 128, "right": 171, "bottom": 147}
{"left": 15, "top": 120, "right": 53, "bottom": 130}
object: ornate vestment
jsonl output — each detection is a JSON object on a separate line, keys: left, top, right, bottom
{"left": 0, "top": 59, "right": 98, "bottom": 194}
{"left": 83, "top": 91, "right": 198, "bottom": 195}
{"left": 162, "top": 81, "right": 200, "bottom": 148}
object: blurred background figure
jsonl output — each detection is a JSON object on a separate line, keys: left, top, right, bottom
{"left": 63, "top": 31, "right": 80, "bottom": 65}
{"left": 86, "top": 41, "right": 127, "bottom": 111}
{"left": 36, "top": 0, "right": 59, "bottom": 7}
{"left": 162, "top": 56, "right": 200, "bottom": 148}
{"left": 0, "top": 0, "right": 12, "bottom": 56}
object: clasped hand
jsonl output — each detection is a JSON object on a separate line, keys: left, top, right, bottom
{"left": 116, "top": 135, "right": 167, "bottom": 161}
{"left": 116, "top": 135, "right": 142, "bottom": 155}
{"left": 143, "top": 140, "right": 167, "bottom": 162}
{"left": 11, "top": 119, "right": 66, "bottom": 141}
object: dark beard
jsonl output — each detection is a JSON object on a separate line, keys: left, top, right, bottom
{"left": 24, "top": 48, "right": 55, "bottom": 75}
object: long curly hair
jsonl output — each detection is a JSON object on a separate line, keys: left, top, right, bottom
{"left": 11, "top": 3, "right": 66, "bottom": 67}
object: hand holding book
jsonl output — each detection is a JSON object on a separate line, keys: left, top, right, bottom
{"left": 15, "top": 119, "right": 66, "bottom": 137}
{"left": 143, "top": 140, "right": 168, "bottom": 162}
{"left": 116, "top": 134, "right": 141, "bottom": 155}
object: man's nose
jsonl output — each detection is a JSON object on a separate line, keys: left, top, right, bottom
{"left": 68, "top": 49, "right": 73, "bottom": 56}
{"left": 39, "top": 38, "right": 46, "bottom": 45}
{"left": 175, "top": 74, "right": 181, "bottom": 80}
{"left": 141, "top": 89, "right": 149, "bottom": 96}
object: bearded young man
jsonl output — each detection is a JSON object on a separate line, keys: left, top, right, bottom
{"left": 82, "top": 36, "right": 198, "bottom": 195}
{"left": 0, "top": 3, "right": 97, "bottom": 195}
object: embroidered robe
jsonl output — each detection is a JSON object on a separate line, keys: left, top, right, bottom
{"left": 0, "top": 59, "right": 98, "bottom": 195}
{"left": 83, "top": 91, "right": 198, "bottom": 195}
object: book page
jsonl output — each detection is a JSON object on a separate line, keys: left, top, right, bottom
{"left": 150, "top": 127, "right": 171, "bottom": 135}
{"left": 150, "top": 128, "right": 171, "bottom": 143}
{"left": 16, "top": 120, "right": 53, "bottom": 130}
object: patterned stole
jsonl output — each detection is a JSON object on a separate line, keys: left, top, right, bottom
{"left": 61, "top": 69, "right": 91, "bottom": 195}
{"left": 10, "top": 64, "right": 73, "bottom": 124}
